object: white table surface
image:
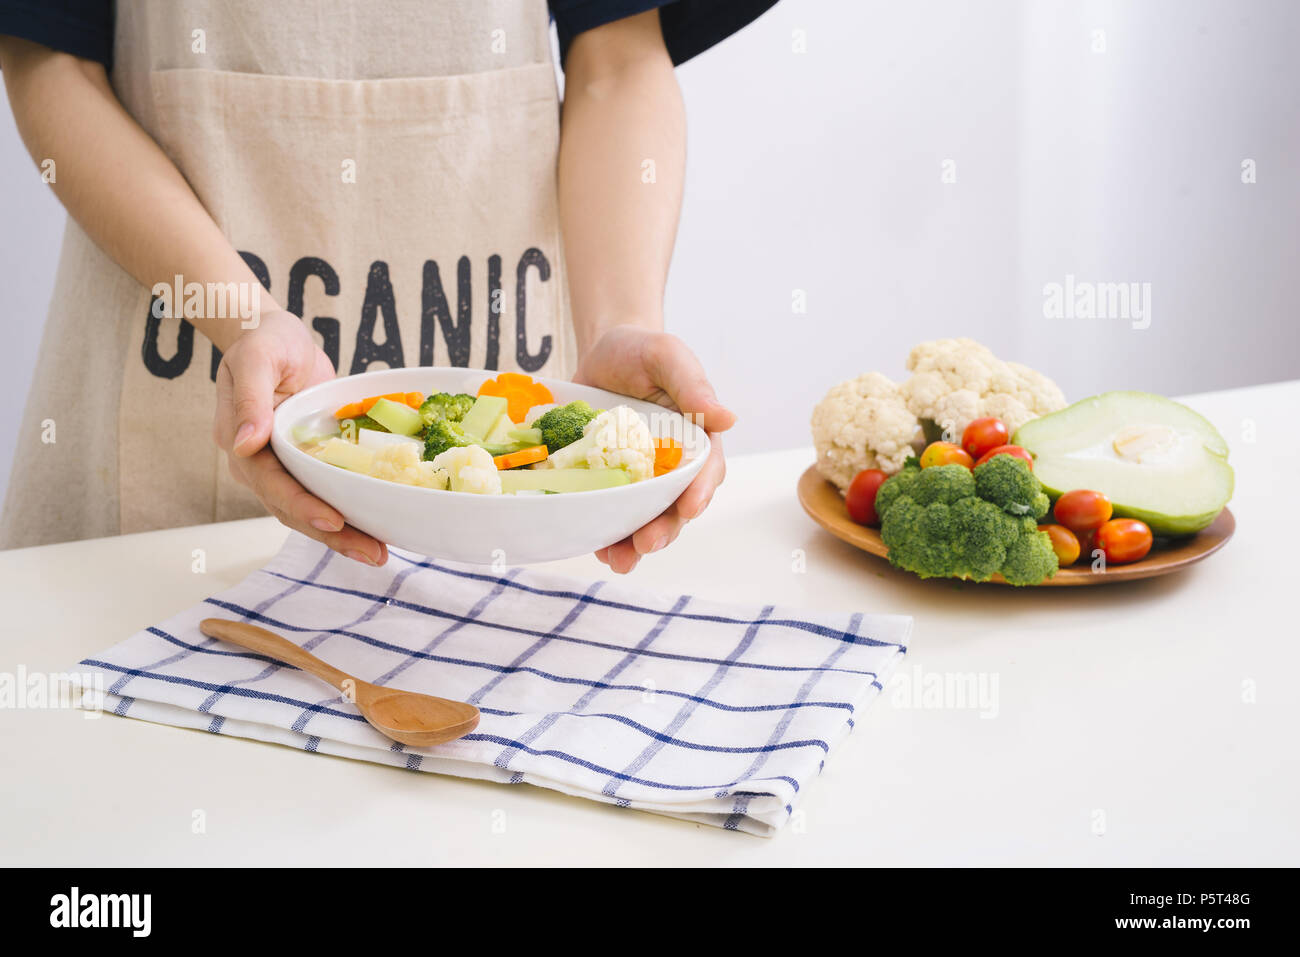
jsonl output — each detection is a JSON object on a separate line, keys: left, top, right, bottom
{"left": 2, "top": 379, "right": 1296, "bottom": 866}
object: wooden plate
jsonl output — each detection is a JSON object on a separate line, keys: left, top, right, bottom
{"left": 797, "top": 465, "right": 1235, "bottom": 586}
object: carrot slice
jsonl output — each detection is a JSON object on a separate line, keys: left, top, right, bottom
{"left": 653, "top": 437, "right": 683, "bottom": 472}
{"left": 478, "top": 374, "right": 553, "bottom": 423}
{"left": 493, "top": 445, "right": 549, "bottom": 470}
{"left": 334, "top": 392, "right": 421, "bottom": 420}
{"left": 505, "top": 392, "right": 532, "bottom": 423}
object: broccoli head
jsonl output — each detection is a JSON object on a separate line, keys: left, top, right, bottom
{"left": 1000, "top": 526, "right": 1060, "bottom": 585}
{"left": 875, "top": 457, "right": 1058, "bottom": 585}
{"left": 873, "top": 456, "right": 920, "bottom": 517}
{"left": 950, "top": 497, "right": 1020, "bottom": 580}
{"left": 534, "top": 400, "right": 598, "bottom": 453}
{"left": 880, "top": 499, "right": 957, "bottom": 576}
{"left": 909, "top": 463, "right": 976, "bottom": 505}
{"left": 423, "top": 418, "right": 472, "bottom": 460}
{"left": 973, "top": 454, "right": 1050, "bottom": 519}
{"left": 420, "top": 392, "right": 476, "bottom": 428}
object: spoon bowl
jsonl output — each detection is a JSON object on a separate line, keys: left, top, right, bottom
{"left": 354, "top": 682, "right": 480, "bottom": 747}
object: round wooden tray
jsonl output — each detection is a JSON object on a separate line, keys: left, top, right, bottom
{"left": 797, "top": 465, "right": 1235, "bottom": 586}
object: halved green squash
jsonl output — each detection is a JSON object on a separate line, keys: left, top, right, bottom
{"left": 1013, "top": 392, "right": 1233, "bottom": 535}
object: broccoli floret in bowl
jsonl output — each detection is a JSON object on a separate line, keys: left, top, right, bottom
{"left": 533, "top": 400, "right": 599, "bottom": 453}
{"left": 420, "top": 392, "right": 476, "bottom": 428}
{"left": 423, "top": 418, "right": 473, "bottom": 460}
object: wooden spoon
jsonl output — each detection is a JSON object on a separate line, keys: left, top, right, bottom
{"left": 198, "top": 618, "right": 479, "bottom": 747}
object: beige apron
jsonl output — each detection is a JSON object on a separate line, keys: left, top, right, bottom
{"left": 1, "top": 0, "right": 576, "bottom": 549}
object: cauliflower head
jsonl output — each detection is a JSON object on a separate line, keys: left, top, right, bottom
{"left": 557, "top": 405, "right": 655, "bottom": 481}
{"left": 430, "top": 444, "right": 502, "bottom": 495}
{"left": 811, "top": 372, "right": 920, "bottom": 493}
{"left": 370, "top": 442, "right": 451, "bottom": 490}
{"left": 899, "top": 338, "right": 1066, "bottom": 440}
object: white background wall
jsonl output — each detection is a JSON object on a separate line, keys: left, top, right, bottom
{"left": 2, "top": 0, "right": 1298, "bottom": 505}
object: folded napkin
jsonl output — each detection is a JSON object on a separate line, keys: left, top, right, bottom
{"left": 76, "top": 532, "right": 910, "bottom": 836}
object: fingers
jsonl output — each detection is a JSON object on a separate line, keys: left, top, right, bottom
{"left": 628, "top": 440, "right": 725, "bottom": 553}
{"left": 215, "top": 342, "right": 279, "bottom": 456}
{"left": 211, "top": 315, "right": 378, "bottom": 565}
{"left": 593, "top": 433, "right": 727, "bottom": 575}
{"left": 646, "top": 334, "right": 737, "bottom": 433}
{"left": 675, "top": 432, "right": 725, "bottom": 520}
{"left": 629, "top": 507, "right": 682, "bottom": 556}
{"left": 598, "top": 536, "right": 642, "bottom": 575}
{"left": 229, "top": 448, "right": 387, "bottom": 566}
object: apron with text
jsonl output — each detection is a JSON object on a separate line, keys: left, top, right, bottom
{"left": 0, "top": 0, "right": 576, "bottom": 549}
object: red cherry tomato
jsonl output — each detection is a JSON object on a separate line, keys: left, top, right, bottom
{"left": 1093, "top": 518, "right": 1153, "bottom": 564}
{"left": 1038, "top": 523, "right": 1081, "bottom": 566}
{"left": 1053, "top": 489, "right": 1113, "bottom": 536}
{"left": 961, "top": 417, "right": 1010, "bottom": 462}
{"left": 1077, "top": 528, "right": 1098, "bottom": 562}
{"left": 974, "top": 444, "right": 1034, "bottom": 470}
{"left": 845, "top": 468, "right": 889, "bottom": 525}
{"left": 919, "top": 441, "right": 974, "bottom": 470}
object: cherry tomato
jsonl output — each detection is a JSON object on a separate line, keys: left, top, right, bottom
{"left": 919, "top": 441, "right": 974, "bottom": 470}
{"left": 1038, "top": 523, "right": 1081, "bottom": 566}
{"left": 1093, "top": 518, "right": 1153, "bottom": 564}
{"left": 961, "top": 417, "right": 1010, "bottom": 462}
{"left": 974, "top": 444, "right": 1034, "bottom": 470}
{"left": 1077, "top": 528, "right": 1098, "bottom": 562}
{"left": 1053, "top": 489, "right": 1113, "bottom": 536}
{"left": 845, "top": 469, "right": 889, "bottom": 526}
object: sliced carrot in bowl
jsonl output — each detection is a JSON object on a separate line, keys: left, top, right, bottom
{"left": 493, "top": 445, "right": 549, "bottom": 470}
{"left": 478, "top": 373, "right": 555, "bottom": 423}
{"left": 653, "top": 437, "right": 683, "bottom": 473}
{"left": 334, "top": 391, "right": 424, "bottom": 420}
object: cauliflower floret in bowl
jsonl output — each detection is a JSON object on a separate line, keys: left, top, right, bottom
{"left": 811, "top": 372, "right": 920, "bottom": 494}
{"left": 312, "top": 438, "right": 450, "bottom": 490}
{"left": 370, "top": 442, "right": 450, "bottom": 490}
{"left": 430, "top": 444, "right": 502, "bottom": 495}
{"left": 549, "top": 405, "right": 656, "bottom": 482}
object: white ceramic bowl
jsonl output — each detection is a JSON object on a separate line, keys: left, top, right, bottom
{"left": 270, "top": 367, "right": 710, "bottom": 565}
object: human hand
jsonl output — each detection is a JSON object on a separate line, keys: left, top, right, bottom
{"left": 213, "top": 309, "right": 388, "bottom": 566}
{"left": 573, "top": 325, "right": 736, "bottom": 574}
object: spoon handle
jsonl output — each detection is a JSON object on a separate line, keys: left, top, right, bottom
{"left": 199, "top": 618, "right": 353, "bottom": 692}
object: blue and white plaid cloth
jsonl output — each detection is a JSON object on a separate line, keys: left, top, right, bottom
{"left": 76, "top": 532, "right": 910, "bottom": 836}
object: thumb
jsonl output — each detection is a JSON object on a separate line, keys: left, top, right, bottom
{"left": 220, "top": 344, "right": 278, "bottom": 456}
{"left": 651, "top": 335, "right": 737, "bottom": 433}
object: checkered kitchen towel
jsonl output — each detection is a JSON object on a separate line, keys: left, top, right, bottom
{"left": 76, "top": 532, "right": 910, "bottom": 836}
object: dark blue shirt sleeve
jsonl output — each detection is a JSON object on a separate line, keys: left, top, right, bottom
{"left": 0, "top": 0, "right": 112, "bottom": 67}
{"left": 550, "top": 0, "right": 778, "bottom": 67}
{"left": 2, "top": 2, "right": 775, "bottom": 74}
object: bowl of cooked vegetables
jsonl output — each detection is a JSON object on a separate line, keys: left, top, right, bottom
{"left": 271, "top": 368, "right": 709, "bottom": 564}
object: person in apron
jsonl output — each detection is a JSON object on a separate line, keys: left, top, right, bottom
{"left": 0, "top": 0, "right": 777, "bottom": 573}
